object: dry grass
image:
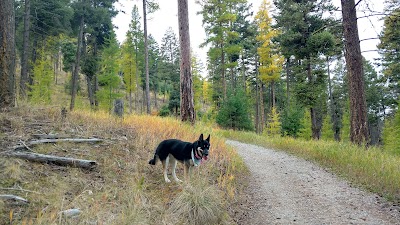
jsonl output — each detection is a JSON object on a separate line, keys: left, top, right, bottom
{"left": 0, "top": 105, "right": 247, "bottom": 224}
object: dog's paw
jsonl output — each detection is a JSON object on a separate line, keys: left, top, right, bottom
{"left": 175, "top": 178, "right": 183, "bottom": 183}
{"left": 165, "top": 178, "right": 171, "bottom": 183}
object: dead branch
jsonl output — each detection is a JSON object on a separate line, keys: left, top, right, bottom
{"left": 32, "top": 134, "right": 69, "bottom": 139}
{"left": 0, "top": 194, "right": 29, "bottom": 204}
{"left": 28, "top": 138, "right": 103, "bottom": 146}
{"left": 3, "top": 151, "right": 97, "bottom": 170}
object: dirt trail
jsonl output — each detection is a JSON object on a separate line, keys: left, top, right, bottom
{"left": 227, "top": 140, "right": 400, "bottom": 225}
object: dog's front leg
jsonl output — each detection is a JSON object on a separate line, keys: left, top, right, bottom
{"left": 184, "top": 163, "right": 191, "bottom": 182}
{"left": 171, "top": 158, "right": 182, "bottom": 182}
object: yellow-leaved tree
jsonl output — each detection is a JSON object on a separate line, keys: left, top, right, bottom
{"left": 255, "top": 0, "right": 284, "bottom": 132}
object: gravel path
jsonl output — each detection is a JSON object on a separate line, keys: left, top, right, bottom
{"left": 227, "top": 140, "right": 400, "bottom": 225}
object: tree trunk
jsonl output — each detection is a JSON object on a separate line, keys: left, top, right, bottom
{"left": 86, "top": 75, "right": 95, "bottom": 108}
{"left": 255, "top": 81, "right": 260, "bottom": 134}
{"left": 20, "top": 0, "right": 30, "bottom": 99}
{"left": 178, "top": 0, "right": 196, "bottom": 123}
{"left": 271, "top": 80, "right": 276, "bottom": 109}
{"left": 307, "top": 60, "right": 320, "bottom": 140}
{"left": 143, "top": 0, "right": 151, "bottom": 114}
{"left": 0, "top": 0, "right": 16, "bottom": 109}
{"left": 129, "top": 60, "right": 133, "bottom": 114}
{"left": 286, "top": 58, "right": 290, "bottom": 108}
{"left": 341, "top": 0, "right": 369, "bottom": 145}
{"left": 70, "top": 15, "right": 84, "bottom": 111}
{"left": 327, "top": 57, "right": 340, "bottom": 141}
{"left": 260, "top": 83, "right": 265, "bottom": 133}
{"left": 221, "top": 43, "right": 226, "bottom": 100}
{"left": 135, "top": 43, "right": 140, "bottom": 113}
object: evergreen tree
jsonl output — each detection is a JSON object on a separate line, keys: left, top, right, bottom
{"left": 281, "top": 103, "right": 304, "bottom": 138}
{"left": 264, "top": 106, "right": 281, "bottom": 136}
{"left": 216, "top": 89, "right": 253, "bottom": 130}
{"left": 378, "top": 7, "right": 400, "bottom": 109}
{"left": 273, "top": 0, "right": 336, "bottom": 140}
{"left": 255, "top": 0, "right": 283, "bottom": 109}
{"left": 30, "top": 46, "right": 53, "bottom": 104}
{"left": 382, "top": 102, "right": 400, "bottom": 155}
{"left": 159, "top": 27, "right": 180, "bottom": 112}
{"left": 120, "top": 36, "right": 137, "bottom": 114}
{"left": 97, "top": 34, "right": 123, "bottom": 112}
{"left": 364, "top": 59, "right": 385, "bottom": 145}
{"left": 197, "top": 0, "right": 245, "bottom": 101}
{"left": 127, "top": 5, "right": 144, "bottom": 113}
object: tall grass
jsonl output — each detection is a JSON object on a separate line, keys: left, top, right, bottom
{"left": 0, "top": 106, "right": 246, "bottom": 224}
{"left": 219, "top": 130, "right": 400, "bottom": 202}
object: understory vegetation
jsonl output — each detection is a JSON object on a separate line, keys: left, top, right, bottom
{"left": 0, "top": 106, "right": 246, "bottom": 224}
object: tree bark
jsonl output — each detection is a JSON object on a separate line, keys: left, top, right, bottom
{"left": 0, "top": 0, "right": 16, "bottom": 109}
{"left": 260, "top": 84, "right": 265, "bottom": 133}
{"left": 286, "top": 58, "right": 290, "bottom": 108}
{"left": 178, "top": 0, "right": 196, "bottom": 123}
{"left": 341, "top": 0, "right": 369, "bottom": 145}
{"left": 20, "top": 0, "right": 30, "bottom": 99}
{"left": 307, "top": 60, "right": 321, "bottom": 140}
{"left": 70, "top": 15, "right": 84, "bottom": 111}
{"left": 143, "top": 0, "right": 151, "bottom": 114}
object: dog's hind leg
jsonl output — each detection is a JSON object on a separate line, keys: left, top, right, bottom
{"left": 170, "top": 157, "right": 182, "bottom": 182}
{"left": 161, "top": 156, "right": 171, "bottom": 183}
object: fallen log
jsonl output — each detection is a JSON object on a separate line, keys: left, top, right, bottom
{"left": 32, "top": 134, "right": 69, "bottom": 139}
{"left": 0, "top": 194, "right": 29, "bottom": 204}
{"left": 4, "top": 151, "right": 97, "bottom": 170}
{"left": 28, "top": 138, "right": 103, "bottom": 145}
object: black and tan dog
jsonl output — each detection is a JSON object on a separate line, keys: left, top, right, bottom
{"left": 148, "top": 134, "right": 210, "bottom": 182}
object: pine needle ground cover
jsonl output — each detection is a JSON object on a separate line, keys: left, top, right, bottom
{"left": 0, "top": 106, "right": 246, "bottom": 224}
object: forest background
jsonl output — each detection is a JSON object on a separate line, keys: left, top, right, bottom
{"left": 2, "top": 0, "right": 400, "bottom": 150}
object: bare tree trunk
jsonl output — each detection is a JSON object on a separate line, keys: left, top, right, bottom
{"left": 271, "top": 80, "right": 276, "bottom": 109}
{"left": 307, "top": 60, "right": 321, "bottom": 140}
{"left": 260, "top": 83, "right": 265, "bottom": 133}
{"left": 255, "top": 81, "right": 260, "bottom": 134}
{"left": 221, "top": 43, "right": 226, "bottom": 100}
{"left": 341, "top": 0, "right": 369, "bottom": 145}
{"left": 0, "top": 0, "right": 16, "bottom": 109}
{"left": 143, "top": 0, "right": 151, "bottom": 114}
{"left": 135, "top": 43, "right": 139, "bottom": 113}
{"left": 286, "top": 58, "right": 290, "bottom": 108}
{"left": 177, "top": 0, "right": 195, "bottom": 123}
{"left": 20, "top": 0, "right": 30, "bottom": 99}
{"left": 70, "top": 15, "right": 84, "bottom": 111}
{"left": 154, "top": 88, "right": 158, "bottom": 109}
{"left": 129, "top": 60, "right": 133, "bottom": 114}
{"left": 327, "top": 56, "right": 340, "bottom": 141}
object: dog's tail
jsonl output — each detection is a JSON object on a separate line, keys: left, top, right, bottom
{"left": 148, "top": 154, "right": 157, "bottom": 165}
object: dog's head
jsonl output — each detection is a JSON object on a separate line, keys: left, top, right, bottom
{"left": 195, "top": 133, "right": 210, "bottom": 161}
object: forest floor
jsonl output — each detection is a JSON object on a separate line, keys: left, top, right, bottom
{"left": 227, "top": 140, "right": 400, "bottom": 225}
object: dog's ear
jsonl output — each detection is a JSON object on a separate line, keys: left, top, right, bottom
{"left": 199, "top": 133, "right": 204, "bottom": 141}
{"left": 206, "top": 134, "right": 210, "bottom": 142}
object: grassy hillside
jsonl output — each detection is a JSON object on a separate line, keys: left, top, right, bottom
{"left": 219, "top": 130, "right": 400, "bottom": 203}
{"left": 0, "top": 105, "right": 247, "bottom": 224}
